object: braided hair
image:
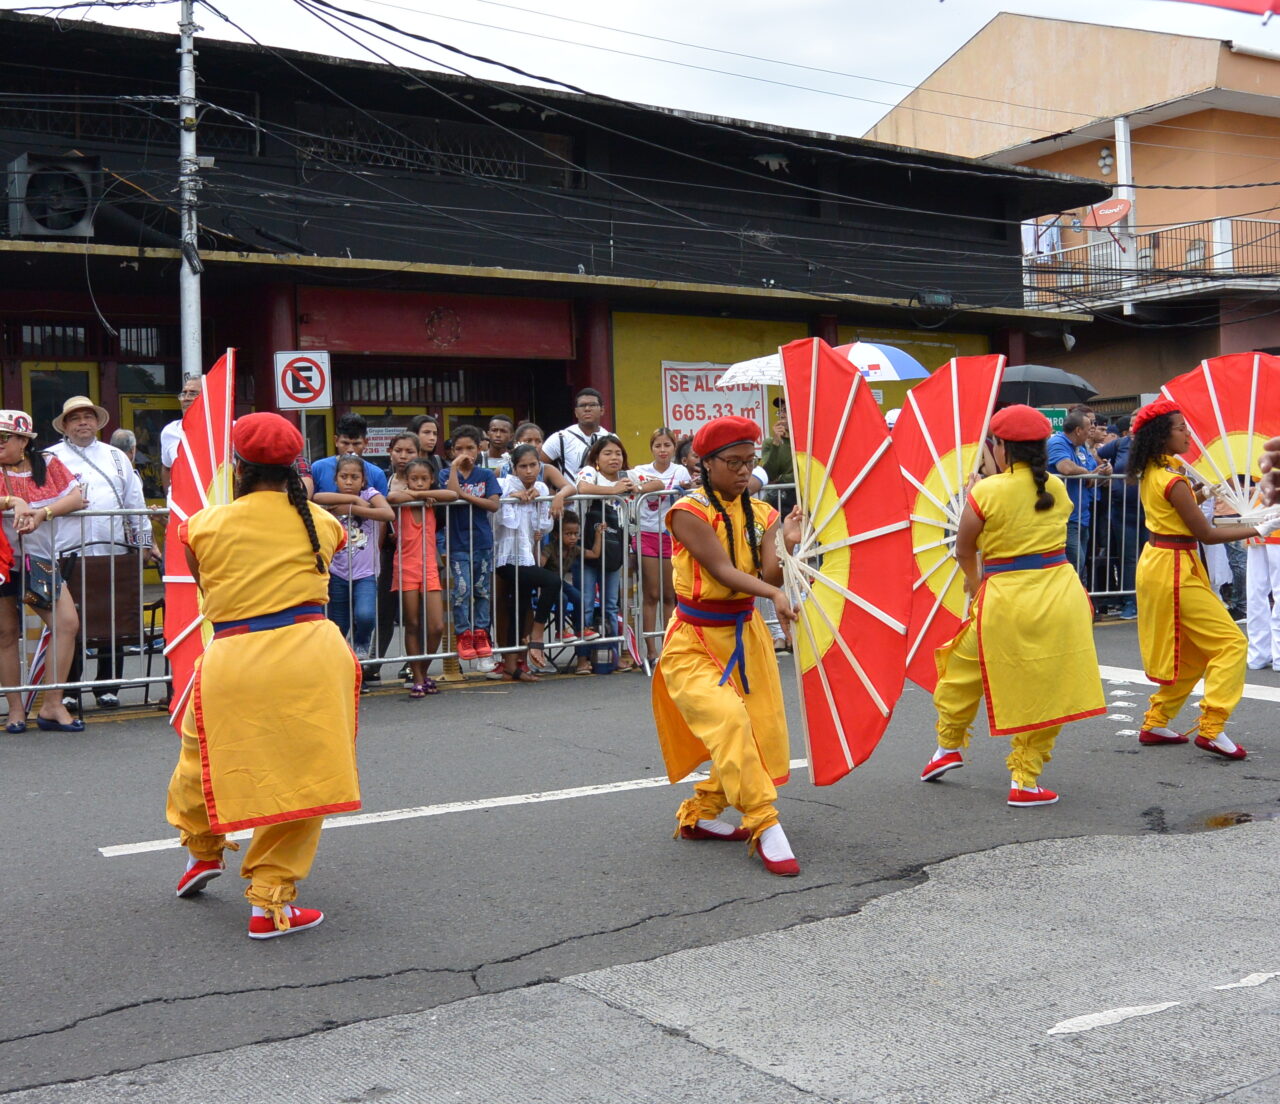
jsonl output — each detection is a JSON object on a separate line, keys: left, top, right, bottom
{"left": 1001, "top": 439, "right": 1055, "bottom": 511}
{"left": 1127, "top": 413, "right": 1175, "bottom": 485}
{"left": 236, "top": 460, "right": 327, "bottom": 574}
{"left": 699, "top": 465, "right": 762, "bottom": 575}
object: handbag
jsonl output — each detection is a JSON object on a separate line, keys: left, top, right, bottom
{"left": 61, "top": 546, "right": 143, "bottom": 645}
{"left": 22, "top": 554, "right": 59, "bottom": 611}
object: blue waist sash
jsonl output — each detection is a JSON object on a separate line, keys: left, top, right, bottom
{"left": 212, "top": 603, "right": 326, "bottom": 639}
{"left": 675, "top": 596, "right": 756, "bottom": 694}
{"left": 982, "top": 550, "right": 1068, "bottom": 578}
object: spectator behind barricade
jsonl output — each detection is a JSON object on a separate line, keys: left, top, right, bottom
{"left": 541, "top": 388, "right": 611, "bottom": 480}
{"left": 540, "top": 508, "right": 592, "bottom": 659}
{"left": 310, "top": 413, "right": 389, "bottom": 497}
{"left": 496, "top": 422, "right": 576, "bottom": 514}
{"left": 1048, "top": 410, "right": 1111, "bottom": 581}
{"left": 386, "top": 456, "right": 452, "bottom": 698}
{"left": 573, "top": 434, "right": 635, "bottom": 674}
{"left": 634, "top": 427, "right": 692, "bottom": 663}
{"left": 761, "top": 396, "right": 798, "bottom": 516}
{"left": 494, "top": 444, "right": 559, "bottom": 681}
{"left": 160, "top": 377, "right": 202, "bottom": 495}
{"left": 314, "top": 454, "right": 393, "bottom": 668}
{"left": 677, "top": 438, "right": 699, "bottom": 485}
{"left": 0, "top": 409, "right": 85, "bottom": 732}
{"left": 480, "top": 415, "right": 514, "bottom": 470}
{"left": 439, "top": 425, "right": 500, "bottom": 663}
{"left": 1096, "top": 414, "right": 1141, "bottom": 619}
{"left": 49, "top": 396, "right": 155, "bottom": 712}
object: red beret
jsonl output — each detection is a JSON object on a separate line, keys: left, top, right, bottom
{"left": 692, "top": 416, "right": 762, "bottom": 459}
{"left": 990, "top": 404, "right": 1052, "bottom": 442}
{"left": 232, "top": 412, "right": 304, "bottom": 467}
{"left": 1131, "top": 398, "right": 1179, "bottom": 434}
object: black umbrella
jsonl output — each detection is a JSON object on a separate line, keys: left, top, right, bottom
{"left": 998, "top": 364, "right": 1098, "bottom": 407}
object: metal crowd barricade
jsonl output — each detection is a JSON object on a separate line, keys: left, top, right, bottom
{"left": 336, "top": 491, "right": 637, "bottom": 683}
{"left": 0, "top": 508, "right": 169, "bottom": 701}
{"left": 1058, "top": 472, "right": 1145, "bottom": 612}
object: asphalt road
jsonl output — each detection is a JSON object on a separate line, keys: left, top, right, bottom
{"left": 2, "top": 621, "right": 1277, "bottom": 1096}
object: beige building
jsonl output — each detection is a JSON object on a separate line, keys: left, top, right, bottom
{"left": 867, "top": 14, "right": 1280, "bottom": 406}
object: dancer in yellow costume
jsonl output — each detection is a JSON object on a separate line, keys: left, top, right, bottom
{"left": 167, "top": 412, "right": 361, "bottom": 939}
{"left": 652, "top": 416, "right": 803, "bottom": 876}
{"left": 921, "top": 405, "right": 1106, "bottom": 806}
{"left": 1126, "top": 399, "right": 1280, "bottom": 760}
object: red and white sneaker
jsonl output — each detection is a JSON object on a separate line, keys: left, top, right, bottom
{"left": 1194, "top": 734, "right": 1247, "bottom": 760}
{"left": 456, "top": 631, "right": 478, "bottom": 661}
{"left": 175, "top": 859, "right": 223, "bottom": 898}
{"left": 1007, "top": 785, "right": 1059, "bottom": 807}
{"left": 472, "top": 629, "right": 494, "bottom": 658}
{"left": 484, "top": 660, "right": 505, "bottom": 681}
{"left": 248, "top": 905, "right": 325, "bottom": 940}
{"left": 921, "top": 751, "right": 964, "bottom": 782}
{"left": 581, "top": 627, "right": 600, "bottom": 642}
{"left": 1139, "top": 727, "right": 1189, "bottom": 746}
{"left": 560, "top": 627, "right": 578, "bottom": 643}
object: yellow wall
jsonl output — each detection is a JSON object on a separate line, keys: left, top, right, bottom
{"left": 611, "top": 312, "right": 808, "bottom": 456}
{"left": 610, "top": 311, "right": 991, "bottom": 455}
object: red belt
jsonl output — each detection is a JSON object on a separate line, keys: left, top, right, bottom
{"left": 1149, "top": 534, "right": 1197, "bottom": 550}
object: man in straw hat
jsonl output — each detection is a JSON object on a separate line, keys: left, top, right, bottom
{"left": 47, "top": 396, "right": 153, "bottom": 711}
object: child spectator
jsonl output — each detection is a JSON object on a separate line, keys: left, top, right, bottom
{"left": 439, "top": 424, "right": 500, "bottom": 661}
{"left": 634, "top": 427, "right": 692, "bottom": 663}
{"left": 494, "top": 444, "right": 557, "bottom": 680}
{"left": 315, "top": 455, "right": 394, "bottom": 663}
{"left": 389, "top": 453, "right": 456, "bottom": 697}
{"left": 535, "top": 509, "right": 593, "bottom": 671}
{"left": 496, "top": 422, "right": 577, "bottom": 514}
{"left": 574, "top": 434, "right": 636, "bottom": 673}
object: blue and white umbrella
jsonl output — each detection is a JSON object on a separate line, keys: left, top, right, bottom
{"left": 718, "top": 340, "right": 928, "bottom": 388}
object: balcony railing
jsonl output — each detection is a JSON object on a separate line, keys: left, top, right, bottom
{"left": 1024, "top": 217, "right": 1280, "bottom": 308}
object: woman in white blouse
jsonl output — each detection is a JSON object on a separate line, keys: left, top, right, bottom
{"left": 494, "top": 444, "right": 556, "bottom": 681}
{"left": 632, "top": 427, "right": 692, "bottom": 663}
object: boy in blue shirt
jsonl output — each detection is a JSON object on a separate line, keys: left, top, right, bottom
{"left": 439, "top": 424, "right": 501, "bottom": 660}
{"left": 310, "top": 412, "right": 389, "bottom": 495}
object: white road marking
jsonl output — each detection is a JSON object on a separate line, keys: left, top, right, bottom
{"left": 1047, "top": 1003, "right": 1181, "bottom": 1036}
{"left": 1116, "top": 729, "right": 1139, "bottom": 736}
{"left": 1107, "top": 714, "right": 1134, "bottom": 721}
{"left": 1214, "top": 972, "right": 1280, "bottom": 990}
{"left": 100, "top": 758, "right": 813, "bottom": 858}
{"left": 1099, "top": 665, "right": 1280, "bottom": 703}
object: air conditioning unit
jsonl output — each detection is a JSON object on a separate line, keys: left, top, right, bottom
{"left": 7, "top": 153, "right": 100, "bottom": 238}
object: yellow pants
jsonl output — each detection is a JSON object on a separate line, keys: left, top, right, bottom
{"left": 666, "top": 672, "right": 780, "bottom": 845}
{"left": 934, "top": 623, "right": 1060, "bottom": 788}
{"left": 166, "top": 734, "right": 324, "bottom": 911}
{"left": 1141, "top": 585, "right": 1246, "bottom": 739}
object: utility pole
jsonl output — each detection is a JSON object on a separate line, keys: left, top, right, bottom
{"left": 1114, "top": 114, "right": 1137, "bottom": 317}
{"left": 178, "top": 0, "right": 204, "bottom": 379}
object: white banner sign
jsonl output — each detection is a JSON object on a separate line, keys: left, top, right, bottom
{"left": 662, "top": 361, "right": 767, "bottom": 442}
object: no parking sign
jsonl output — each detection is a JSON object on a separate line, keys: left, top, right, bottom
{"left": 274, "top": 351, "right": 332, "bottom": 411}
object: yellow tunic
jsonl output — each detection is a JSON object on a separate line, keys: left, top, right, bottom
{"left": 1136, "top": 465, "right": 1241, "bottom": 684}
{"left": 651, "top": 492, "right": 788, "bottom": 793}
{"left": 1135, "top": 462, "right": 1245, "bottom": 735}
{"left": 181, "top": 491, "right": 361, "bottom": 833}
{"left": 944, "top": 463, "right": 1105, "bottom": 735}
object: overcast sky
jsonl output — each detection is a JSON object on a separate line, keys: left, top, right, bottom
{"left": 7, "top": 0, "right": 1279, "bottom": 137}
